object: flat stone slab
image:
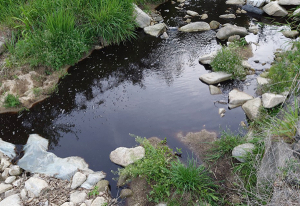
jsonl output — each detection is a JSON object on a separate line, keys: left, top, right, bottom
{"left": 263, "top": 2, "right": 288, "bottom": 17}
{"left": 110, "top": 146, "right": 145, "bottom": 167}
{"left": 229, "top": 89, "right": 253, "bottom": 109}
{"left": 262, "top": 93, "right": 286, "bottom": 108}
{"left": 232, "top": 143, "right": 255, "bottom": 162}
{"left": 179, "top": 22, "right": 211, "bottom": 32}
{"left": 199, "top": 72, "right": 232, "bottom": 85}
{"left": 242, "top": 97, "right": 262, "bottom": 120}
{"left": 278, "top": 0, "right": 300, "bottom": 5}
{"left": 216, "top": 25, "right": 248, "bottom": 40}
{"left": 144, "top": 23, "right": 166, "bottom": 37}
{"left": 226, "top": 0, "right": 245, "bottom": 4}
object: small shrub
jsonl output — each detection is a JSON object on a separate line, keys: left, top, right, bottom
{"left": 4, "top": 93, "right": 21, "bottom": 108}
{"left": 88, "top": 186, "right": 99, "bottom": 198}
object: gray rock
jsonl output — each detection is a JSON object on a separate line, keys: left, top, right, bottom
{"left": 262, "top": 93, "right": 286, "bottom": 108}
{"left": 85, "top": 199, "right": 93, "bottom": 206}
{"left": 209, "top": 20, "right": 220, "bottom": 30}
{"left": 263, "top": 2, "right": 288, "bottom": 17}
{"left": 242, "top": 60, "right": 252, "bottom": 70}
{"left": 242, "top": 97, "right": 262, "bottom": 120}
{"left": 209, "top": 85, "right": 222, "bottom": 95}
{"left": 0, "top": 184, "right": 13, "bottom": 194}
{"left": 232, "top": 143, "right": 255, "bottom": 162}
{"left": 61, "top": 203, "right": 75, "bottom": 206}
{"left": 229, "top": 89, "right": 254, "bottom": 109}
{"left": 219, "top": 14, "right": 236, "bottom": 19}
{"left": 12, "top": 179, "right": 22, "bottom": 187}
{"left": 96, "top": 180, "right": 110, "bottom": 192}
{"left": 133, "top": 4, "right": 151, "bottom": 28}
{"left": 109, "top": 146, "right": 145, "bottom": 167}
{"left": 278, "top": 0, "right": 300, "bottom": 5}
{"left": 4, "top": 176, "right": 16, "bottom": 184}
{"left": 2, "top": 168, "right": 9, "bottom": 180}
{"left": 219, "top": 108, "right": 226, "bottom": 115}
{"left": 9, "top": 165, "right": 22, "bottom": 176}
{"left": 0, "top": 158, "right": 11, "bottom": 171}
{"left": 186, "top": 10, "right": 199, "bottom": 16}
{"left": 160, "top": 32, "right": 169, "bottom": 39}
{"left": 216, "top": 25, "right": 248, "bottom": 40}
{"left": 81, "top": 172, "right": 106, "bottom": 189}
{"left": 0, "top": 139, "right": 16, "bottom": 159}
{"left": 71, "top": 172, "right": 87, "bottom": 189}
{"left": 201, "top": 14, "right": 208, "bottom": 19}
{"left": 257, "top": 77, "right": 270, "bottom": 85}
{"left": 120, "top": 189, "right": 133, "bottom": 199}
{"left": 25, "top": 177, "right": 49, "bottom": 197}
{"left": 247, "top": 0, "right": 266, "bottom": 7}
{"left": 70, "top": 191, "right": 87, "bottom": 204}
{"left": 20, "top": 189, "right": 27, "bottom": 201}
{"left": 144, "top": 23, "right": 166, "bottom": 37}
{"left": 242, "top": 5, "right": 264, "bottom": 14}
{"left": 0, "top": 42, "right": 5, "bottom": 55}
{"left": 198, "top": 51, "right": 218, "bottom": 64}
{"left": 249, "top": 26, "right": 259, "bottom": 34}
{"left": 5, "top": 189, "right": 16, "bottom": 198}
{"left": 179, "top": 22, "right": 211, "bottom": 32}
{"left": 228, "top": 35, "right": 240, "bottom": 42}
{"left": 282, "top": 30, "right": 299, "bottom": 39}
{"left": 91, "top": 197, "right": 107, "bottom": 206}
{"left": 0, "top": 194, "right": 23, "bottom": 206}
{"left": 226, "top": 0, "right": 245, "bottom": 4}
{"left": 199, "top": 72, "right": 232, "bottom": 84}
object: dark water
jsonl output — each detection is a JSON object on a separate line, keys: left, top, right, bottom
{"left": 0, "top": 0, "right": 293, "bottom": 197}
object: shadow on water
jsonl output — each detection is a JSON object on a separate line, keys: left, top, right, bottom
{"left": 0, "top": 0, "right": 295, "bottom": 197}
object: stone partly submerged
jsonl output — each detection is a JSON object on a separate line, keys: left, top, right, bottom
{"left": 263, "top": 1, "right": 288, "bottom": 17}
{"left": 144, "top": 23, "right": 167, "bottom": 37}
{"left": 199, "top": 72, "right": 232, "bottom": 85}
{"left": 0, "top": 138, "right": 16, "bottom": 159}
{"left": 133, "top": 4, "right": 152, "bottom": 28}
{"left": 178, "top": 22, "right": 211, "bottom": 32}
{"left": 198, "top": 51, "right": 218, "bottom": 64}
{"left": 216, "top": 24, "right": 248, "bottom": 40}
{"left": 242, "top": 4, "right": 264, "bottom": 15}
{"left": 109, "top": 146, "right": 145, "bottom": 167}
{"left": 219, "top": 14, "right": 236, "bottom": 19}
{"left": 18, "top": 134, "right": 105, "bottom": 180}
{"left": 228, "top": 89, "right": 254, "bottom": 109}
{"left": 242, "top": 97, "right": 262, "bottom": 120}
{"left": 247, "top": 0, "right": 266, "bottom": 7}
{"left": 282, "top": 30, "right": 300, "bottom": 38}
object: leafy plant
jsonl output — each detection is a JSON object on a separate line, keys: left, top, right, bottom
{"left": 3, "top": 93, "right": 21, "bottom": 108}
{"left": 88, "top": 186, "right": 99, "bottom": 198}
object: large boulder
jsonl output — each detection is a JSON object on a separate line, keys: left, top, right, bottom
{"left": 262, "top": 93, "right": 286, "bottom": 108}
{"left": 229, "top": 89, "right": 254, "bottom": 109}
{"left": 242, "top": 97, "right": 262, "bottom": 120}
{"left": 232, "top": 143, "right": 255, "bottom": 162}
{"left": 109, "top": 146, "right": 145, "bottom": 167}
{"left": 263, "top": 2, "right": 288, "bottom": 17}
{"left": 226, "top": 0, "right": 245, "bottom": 4}
{"left": 216, "top": 25, "right": 248, "bottom": 40}
{"left": 179, "top": 22, "right": 210, "bottom": 32}
{"left": 278, "top": 0, "right": 300, "bottom": 5}
{"left": 199, "top": 72, "right": 232, "bottom": 85}
{"left": 133, "top": 4, "right": 151, "bottom": 28}
{"left": 144, "top": 23, "right": 166, "bottom": 37}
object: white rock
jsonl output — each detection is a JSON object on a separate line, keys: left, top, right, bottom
{"left": 257, "top": 76, "right": 270, "bottom": 85}
{"left": 278, "top": 0, "right": 300, "bottom": 5}
{"left": 226, "top": 0, "right": 245, "bottom": 4}
{"left": 0, "top": 139, "right": 16, "bottom": 159}
{"left": 0, "top": 41, "right": 5, "bottom": 55}
{"left": 262, "top": 93, "right": 286, "bottom": 108}
{"left": 12, "top": 179, "right": 22, "bottom": 187}
{"left": 249, "top": 26, "right": 259, "bottom": 34}
{"left": 186, "top": 10, "right": 199, "bottom": 16}
{"left": 61, "top": 203, "right": 75, "bottom": 206}
{"left": 247, "top": 0, "right": 266, "bottom": 7}
{"left": 219, "top": 108, "right": 226, "bottom": 115}
{"left": 209, "top": 85, "right": 222, "bottom": 95}
{"left": 85, "top": 200, "right": 93, "bottom": 206}
{"left": 25, "top": 177, "right": 49, "bottom": 197}
{"left": 5, "top": 189, "right": 16, "bottom": 198}
{"left": 160, "top": 32, "right": 169, "bottom": 39}
{"left": 2, "top": 168, "right": 10, "bottom": 180}
{"left": 198, "top": 51, "right": 218, "bottom": 64}
{"left": 5, "top": 176, "right": 16, "bottom": 184}
{"left": 80, "top": 204, "right": 87, "bottom": 206}
{"left": 0, "top": 183, "right": 13, "bottom": 194}
{"left": 242, "top": 60, "right": 252, "bottom": 70}
{"left": 20, "top": 189, "right": 27, "bottom": 201}
{"left": 199, "top": 72, "right": 232, "bottom": 85}
{"left": 232, "top": 143, "right": 255, "bottom": 162}
{"left": 263, "top": 2, "right": 288, "bottom": 17}
{"left": 0, "top": 194, "right": 23, "bottom": 206}
{"left": 1, "top": 158, "right": 11, "bottom": 171}
{"left": 133, "top": 4, "right": 152, "bottom": 28}
{"left": 9, "top": 165, "right": 22, "bottom": 176}
{"left": 293, "top": 8, "right": 300, "bottom": 15}
{"left": 282, "top": 30, "right": 299, "bottom": 38}
{"left": 219, "top": 14, "right": 236, "bottom": 19}
{"left": 109, "top": 146, "right": 145, "bottom": 167}
{"left": 144, "top": 23, "right": 166, "bottom": 37}
{"left": 70, "top": 191, "right": 87, "bottom": 204}
{"left": 201, "top": 14, "right": 208, "bottom": 19}
{"left": 81, "top": 172, "right": 106, "bottom": 189}
{"left": 179, "top": 22, "right": 211, "bottom": 32}
{"left": 91, "top": 197, "right": 107, "bottom": 206}
{"left": 71, "top": 172, "right": 86, "bottom": 189}
{"left": 229, "top": 89, "right": 253, "bottom": 109}
{"left": 216, "top": 25, "right": 248, "bottom": 40}
{"left": 242, "top": 98, "right": 262, "bottom": 120}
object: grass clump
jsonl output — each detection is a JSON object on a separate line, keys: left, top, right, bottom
{"left": 211, "top": 47, "right": 246, "bottom": 79}
{"left": 118, "top": 135, "right": 219, "bottom": 205}
{"left": 3, "top": 93, "right": 21, "bottom": 108}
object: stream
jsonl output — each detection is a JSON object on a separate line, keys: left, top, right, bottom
{"left": 0, "top": 0, "right": 294, "bottom": 197}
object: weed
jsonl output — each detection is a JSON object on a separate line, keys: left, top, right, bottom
{"left": 233, "top": 37, "right": 248, "bottom": 47}
{"left": 33, "top": 87, "right": 41, "bottom": 97}
{"left": 3, "top": 93, "right": 21, "bottom": 108}
{"left": 88, "top": 186, "right": 99, "bottom": 198}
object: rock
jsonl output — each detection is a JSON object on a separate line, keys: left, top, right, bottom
{"left": 0, "top": 158, "right": 11, "bottom": 171}
{"left": 96, "top": 180, "right": 110, "bottom": 192}
{"left": 85, "top": 199, "right": 93, "bottom": 206}
{"left": 219, "top": 108, "right": 226, "bottom": 115}
{"left": 219, "top": 14, "right": 236, "bottom": 19}
{"left": 0, "top": 184, "right": 12, "bottom": 194}
{"left": 228, "top": 35, "right": 240, "bottom": 42}
{"left": 80, "top": 204, "right": 87, "bottom": 206}
{"left": 9, "top": 165, "right": 22, "bottom": 176}
{"left": 198, "top": 51, "right": 218, "bottom": 64}
{"left": 209, "top": 85, "right": 222, "bottom": 95}
{"left": 242, "top": 5, "right": 264, "bottom": 14}
{"left": 249, "top": 26, "right": 259, "bottom": 34}
{"left": 260, "top": 72, "right": 269, "bottom": 78}
{"left": 5, "top": 189, "right": 17, "bottom": 198}
{"left": 278, "top": 0, "right": 300, "bottom": 5}
{"left": 120, "top": 189, "right": 133, "bottom": 199}
{"left": 179, "top": 22, "right": 211, "bottom": 32}
{"left": 0, "top": 139, "right": 16, "bottom": 159}
{"left": 228, "top": 89, "right": 254, "bottom": 109}
{"left": 263, "top": 2, "right": 288, "bottom": 17}
{"left": 12, "top": 179, "right": 22, "bottom": 187}
{"left": 71, "top": 172, "right": 87, "bottom": 189}
{"left": 144, "top": 23, "right": 166, "bottom": 37}
{"left": 24, "top": 177, "right": 49, "bottom": 197}
{"left": 61, "top": 203, "right": 75, "bottom": 206}
{"left": 0, "top": 194, "right": 23, "bottom": 206}
{"left": 4, "top": 176, "right": 16, "bottom": 184}
{"left": 257, "top": 77, "right": 270, "bottom": 85}
{"left": 247, "top": 0, "right": 266, "bottom": 7}
{"left": 226, "top": 0, "right": 245, "bottom": 4}
{"left": 20, "top": 189, "right": 27, "bottom": 201}
{"left": 117, "top": 173, "right": 129, "bottom": 187}
{"left": 293, "top": 8, "right": 300, "bottom": 15}
{"left": 232, "top": 143, "right": 255, "bottom": 162}
{"left": 242, "top": 97, "right": 262, "bottom": 120}
{"left": 156, "top": 204, "right": 167, "bottom": 206}
{"left": 177, "top": 0, "right": 185, "bottom": 2}
{"left": 133, "top": 4, "right": 151, "bottom": 28}
{"left": 186, "top": 10, "right": 199, "bottom": 16}
{"left": 70, "top": 191, "right": 87, "bottom": 204}
{"left": 2, "top": 168, "right": 9, "bottom": 180}
{"left": 282, "top": 31, "right": 299, "bottom": 39}
{"left": 199, "top": 72, "right": 232, "bottom": 85}
{"left": 242, "top": 61, "right": 252, "bottom": 70}
{"left": 216, "top": 25, "right": 248, "bottom": 40}
{"left": 209, "top": 20, "right": 220, "bottom": 30}
{"left": 185, "top": 19, "right": 191, "bottom": 23}
{"left": 160, "top": 32, "right": 169, "bottom": 39}
{"left": 241, "top": 9, "right": 247, "bottom": 13}
{"left": 0, "top": 41, "right": 5, "bottom": 55}
{"left": 109, "top": 146, "right": 145, "bottom": 167}
{"left": 262, "top": 93, "right": 286, "bottom": 108}
{"left": 81, "top": 172, "right": 106, "bottom": 189}
{"left": 91, "top": 197, "right": 107, "bottom": 206}
{"left": 201, "top": 14, "right": 208, "bottom": 19}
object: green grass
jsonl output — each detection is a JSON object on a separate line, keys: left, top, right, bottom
{"left": 4, "top": 93, "right": 21, "bottom": 108}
